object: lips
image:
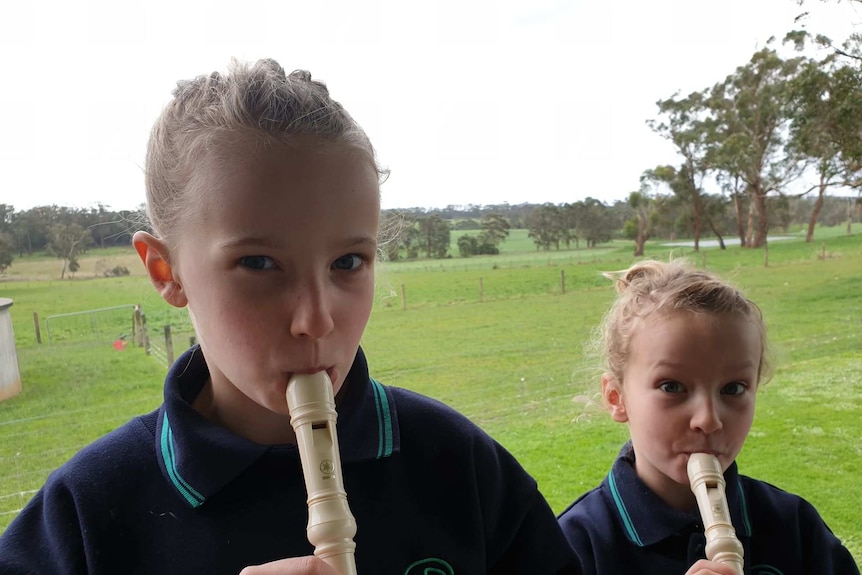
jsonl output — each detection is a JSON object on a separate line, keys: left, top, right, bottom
{"left": 289, "top": 367, "right": 337, "bottom": 385}
{"left": 294, "top": 367, "right": 328, "bottom": 375}
{"left": 685, "top": 450, "right": 720, "bottom": 457}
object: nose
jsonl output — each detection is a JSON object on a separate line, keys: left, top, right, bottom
{"left": 690, "top": 397, "right": 723, "bottom": 434}
{"left": 289, "top": 283, "right": 335, "bottom": 340}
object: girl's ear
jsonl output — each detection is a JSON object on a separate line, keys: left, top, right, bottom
{"left": 132, "top": 231, "right": 187, "bottom": 308}
{"left": 602, "top": 374, "right": 628, "bottom": 423}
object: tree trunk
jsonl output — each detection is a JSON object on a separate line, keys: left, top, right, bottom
{"left": 805, "top": 179, "right": 826, "bottom": 243}
{"left": 634, "top": 215, "right": 648, "bottom": 257}
{"left": 745, "top": 202, "right": 755, "bottom": 248}
{"left": 692, "top": 201, "right": 702, "bottom": 252}
{"left": 706, "top": 218, "right": 727, "bottom": 250}
{"left": 751, "top": 193, "right": 769, "bottom": 248}
{"left": 733, "top": 193, "right": 746, "bottom": 248}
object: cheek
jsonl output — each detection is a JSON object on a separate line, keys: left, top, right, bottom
{"left": 736, "top": 404, "right": 756, "bottom": 436}
{"left": 341, "top": 283, "right": 374, "bottom": 322}
{"left": 190, "top": 297, "right": 265, "bottom": 348}
{"left": 343, "top": 306, "right": 372, "bottom": 340}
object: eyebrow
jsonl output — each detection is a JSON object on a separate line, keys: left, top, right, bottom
{"left": 651, "top": 359, "right": 758, "bottom": 371}
{"left": 216, "top": 235, "right": 378, "bottom": 251}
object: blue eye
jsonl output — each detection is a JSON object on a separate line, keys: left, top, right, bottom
{"left": 333, "top": 254, "right": 363, "bottom": 271}
{"left": 240, "top": 256, "right": 275, "bottom": 270}
{"left": 658, "top": 381, "right": 684, "bottom": 393}
{"left": 722, "top": 382, "right": 747, "bottom": 396}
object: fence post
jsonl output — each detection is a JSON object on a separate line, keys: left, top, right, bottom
{"left": 190, "top": 336, "right": 197, "bottom": 348}
{"left": 479, "top": 277, "right": 484, "bottom": 302}
{"left": 142, "top": 314, "right": 150, "bottom": 355}
{"left": 134, "top": 306, "right": 143, "bottom": 347}
{"left": 164, "top": 325, "right": 174, "bottom": 366}
{"left": 33, "top": 312, "right": 41, "bottom": 344}
{"left": 764, "top": 243, "right": 769, "bottom": 268}
{"left": 401, "top": 284, "right": 407, "bottom": 311}
{"left": 560, "top": 270, "right": 566, "bottom": 295}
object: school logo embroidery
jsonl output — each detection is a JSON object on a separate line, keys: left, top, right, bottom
{"left": 403, "top": 558, "right": 455, "bottom": 575}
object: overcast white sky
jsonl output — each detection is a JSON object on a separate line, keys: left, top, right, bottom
{"left": 1, "top": 0, "right": 858, "bottom": 212}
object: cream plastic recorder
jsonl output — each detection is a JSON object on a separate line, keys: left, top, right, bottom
{"left": 687, "top": 453, "right": 744, "bottom": 574}
{"left": 286, "top": 372, "right": 357, "bottom": 575}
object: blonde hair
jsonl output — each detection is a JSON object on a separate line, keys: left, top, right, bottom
{"left": 600, "top": 260, "right": 770, "bottom": 384}
{"left": 144, "top": 58, "right": 387, "bottom": 243}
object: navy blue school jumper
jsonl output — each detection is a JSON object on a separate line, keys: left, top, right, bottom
{"left": 0, "top": 346, "right": 579, "bottom": 575}
{"left": 558, "top": 442, "right": 859, "bottom": 574}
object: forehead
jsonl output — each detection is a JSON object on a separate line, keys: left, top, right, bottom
{"left": 630, "top": 310, "right": 763, "bottom": 364}
{"left": 200, "top": 131, "right": 375, "bottom": 181}
{"left": 176, "top": 134, "right": 380, "bottom": 244}
{"left": 190, "top": 134, "right": 377, "bottom": 206}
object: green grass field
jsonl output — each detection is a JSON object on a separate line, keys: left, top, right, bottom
{"left": 1, "top": 227, "right": 860, "bottom": 562}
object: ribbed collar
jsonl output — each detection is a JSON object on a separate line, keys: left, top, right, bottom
{"left": 154, "top": 345, "right": 399, "bottom": 508}
{"left": 603, "top": 441, "right": 752, "bottom": 547}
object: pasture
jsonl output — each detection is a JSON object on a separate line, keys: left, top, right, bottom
{"left": 0, "top": 227, "right": 860, "bottom": 562}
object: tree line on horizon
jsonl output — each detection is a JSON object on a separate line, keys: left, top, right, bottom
{"left": 0, "top": 192, "right": 856, "bottom": 275}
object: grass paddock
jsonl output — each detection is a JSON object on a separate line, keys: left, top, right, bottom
{"left": 1, "top": 227, "right": 860, "bottom": 561}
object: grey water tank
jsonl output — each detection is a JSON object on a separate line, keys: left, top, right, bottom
{"left": 0, "top": 298, "right": 22, "bottom": 401}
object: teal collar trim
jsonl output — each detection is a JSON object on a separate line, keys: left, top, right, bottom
{"left": 155, "top": 345, "right": 400, "bottom": 507}
{"left": 603, "top": 442, "right": 750, "bottom": 548}
{"left": 159, "top": 412, "right": 205, "bottom": 508}
{"left": 370, "top": 378, "right": 394, "bottom": 459}
{"left": 607, "top": 468, "right": 645, "bottom": 546}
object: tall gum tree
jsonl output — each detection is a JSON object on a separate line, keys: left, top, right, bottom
{"left": 786, "top": 46, "right": 862, "bottom": 240}
{"left": 647, "top": 90, "right": 712, "bottom": 251}
{"left": 707, "top": 45, "right": 807, "bottom": 248}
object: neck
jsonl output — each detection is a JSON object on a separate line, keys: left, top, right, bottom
{"left": 192, "top": 378, "right": 298, "bottom": 445}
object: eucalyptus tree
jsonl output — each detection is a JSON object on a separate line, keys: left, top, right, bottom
{"left": 457, "top": 234, "right": 478, "bottom": 258}
{"left": 642, "top": 164, "right": 709, "bottom": 250}
{"left": 787, "top": 50, "right": 862, "bottom": 240}
{"left": 715, "top": 171, "right": 749, "bottom": 245}
{"left": 560, "top": 203, "right": 583, "bottom": 249}
{"left": 701, "top": 193, "right": 732, "bottom": 249}
{"left": 793, "top": 0, "right": 862, "bottom": 63}
{"left": 10, "top": 207, "right": 53, "bottom": 255}
{"left": 417, "top": 215, "right": 451, "bottom": 259}
{"left": 706, "top": 45, "right": 808, "bottom": 248}
{"left": 79, "top": 203, "right": 131, "bottom": 248}
{"left": 623, "top": 174, "right": 674, "bottom": 256}
{"left": 625, "top": 188, "right": 653, "bottom": 257}
{"left": 380, "top": 210, "right": 429, "bottom": 260}
{"left": 479, "top": 213, "right": 511, "bottom": 249}
{"left": 48, "top": 223, "right": 94, "bottom": 279}
{"left": 0, "top": 206, "right": 15, "bottom": 271}
{"left": 526, "top": 204, "right": 561, "bottom": 251}
{"left": 647, "top": 90, "right": 712, "bottom": 250}
{"left": 0, "top": 233, "right": 13, "bottom": 273}
{"left": 575, "top": 198, "right": 615, "bottom": 248}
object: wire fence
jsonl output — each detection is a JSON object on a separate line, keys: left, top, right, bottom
{"left": 43, "top": 305, "right": 138, "bottom": 346}
{"left": 35, "top": 303, "right": 198, "bottom": 369}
